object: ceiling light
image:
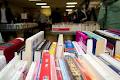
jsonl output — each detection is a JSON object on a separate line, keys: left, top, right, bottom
{"left": 66, "top": 9, "right": 73, "bottom": 12}
{"left": 41, "top": 6, "right": 50, "bottom": 8}
{"left": 66, "top": 5, "right": 75, "bottom": 8}
{"left": 36, "top": 3, "right": 47, "bottom": 6}
{"left": 29, "top": 0, "right": 41, "bottom": 1}
{"left": 66, "top": 2, "right": 77, "bottom": 5}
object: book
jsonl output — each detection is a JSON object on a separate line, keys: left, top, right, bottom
{"left": 55, "top": 59, "right": 63, "bottom": 80}
{"left": 23, "top": 31, "right": 44, "bottom": 65}
{"left": 50, "top": 55, "right": 57, "bottom": 80}
{"left": 64, "top": 40, "right": 77, "bottom": 55}
{"left": 99, "top": 54, "right": 120, "bottom": 73}
{"left": 76, "top": 31, "right": 93, "bottom": 54}
{"left": 76, "top": 57, "right": 98, "bottom": 80}
{"left": 99, "top": 57, "right": 120, "bottom": 75}
{"left": 107, "top": 29, "right": 120, "bottom": 36}
{"left": 39, "top": 50, "right": 51, "bottom": 80}
{"left": 83, "top": 31, "right": 107, "bottom": 55}
{"left": 56, "top": 34, "right": 64, "bottom": 59}
{"left": 64, "top": 56, "right": 83, "bottom": 80}
{"left": 83, "top": 54, "right": 120, "bottom": 80}
{"left": 95, "top": 30, "right": 120, "bottom": 56}
{"left": 25, "top": 62, "right": 36, "bottom": 80}
{"left": 59, "top": 59, "right": 71, "bottom": 80}
{"left": 72, "top": 41, "right": 85, "bottom": 55}
{"left": 0, "top": 56, "right": 19, "bottom": 80}
{"left": 49, "top": 42, "right": 57, "bottom": 55}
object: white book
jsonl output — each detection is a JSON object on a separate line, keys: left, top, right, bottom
{"left": 25, "top": 62, "right": 36, "bottom": 80}
{"left": 82, "top": 54, "right": 120, "bottom": 80}
{"left": 89, "top": 54, "right": 120, "bottom": 80}
{"left": 0, "top": 56, "right": 19, "bottom": 80}
{"left": 56, "top": 34, "right": 64, "bottom": 59}
{"left": 11, "top": 61, "right": 28, "bottom": 80}
{"left": 72, "top": 41, "right": 85, "bottom": 55}
{"left": 23, "top": 31, "right": 44, "bottom": 66}
{"left": 99, "top": 54, "right": 120, "bottom": 71}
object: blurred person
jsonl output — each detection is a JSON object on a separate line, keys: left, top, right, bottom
{"left": 52, "top": 8, "right": 62, "bottom": 24}
{"left": 0, "top": 1, "right": 16, "bottom": 42}
{"left": 0, "top": 1, "right": 15, "bottom": 24}
{"left": 98, "top": 0, "right": 120, "bottom": 29}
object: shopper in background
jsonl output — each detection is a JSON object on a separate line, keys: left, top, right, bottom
{"left": 0, "top": 1, "right": 16, "bottom": 42}
{"left": 72, "top": 5, "right": 87, "bottom": 23}
{"left": 52, "top": 8, "right": 62, "bottom": 24}
{"left": 98, "top": 0, "right": 120, "bottom": 29}
{"left": 87, "top": 7, "right": 97, "bottom": 21}
{"left": 0, "top": 1, "right": 15, "bottom": 24}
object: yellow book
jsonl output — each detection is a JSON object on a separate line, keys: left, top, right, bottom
{"left": 49, "top": 42, "right": 57, "bottom": 55}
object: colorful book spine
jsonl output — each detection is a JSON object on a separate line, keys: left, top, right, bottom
{"left": 49, "top": 42, "right": 57, "bottom": 55}
{"left": 65, "top": 56, "right": 83, "bottom": 80}
{"left": 39, "top": 50, "right": 51, "bottom": 80}
{"left": 64, "top": 40, "right": 77, "bottom": 55}
{"left": 59, "top": 59, "right": 70, "bottom": 80}
{"left": 83, "top": 31, "right": 107, "bottom": 55}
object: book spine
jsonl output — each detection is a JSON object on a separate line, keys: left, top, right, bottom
{"left": 50, "top": 56, "right": 57, "bottom": 80}
{"left": 39, "top": 50, "right": 51, "bottom": 80}
{"left": 59, "top": 59, "right": 70, "bottom": 80}
{"left": 49, "top": 42, "right": 57, "bottom": 55}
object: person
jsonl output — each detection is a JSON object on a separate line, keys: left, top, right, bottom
{"left": 0, "top": 1, "right": 15, "bottom": 24}
{"left": 86, "top": 7, "right": 97, "bottom": 21}
{"left": 0, "top": 1, "right": 16, "bottom": 42}
{"left": 52, "top": 8, "right": 62, "bottom": 24}
{"left": 72, "top": 6, "right": 87, "bottom": 23}
{"left": 98, "top": 0, "right": 120, "bottom": 29}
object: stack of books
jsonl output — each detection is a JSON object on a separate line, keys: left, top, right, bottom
{"left": 52, "top": 22, "right": 100, "bottom": 32}
{"left": 0, "top": 23, "right": 38, "bottom": 31}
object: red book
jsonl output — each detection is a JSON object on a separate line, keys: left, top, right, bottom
{"left": 39, "top": 50, "right": 51, "bottom": 80}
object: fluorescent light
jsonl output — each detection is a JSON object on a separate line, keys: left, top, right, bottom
{"left": 66, "top": 5, "right": 75, "bottom": 8}
{"left": 41, "top": 6, "right": 50, "bottom": 8}
{"left": 29, "top": 0, "right": 41, "bottom": 1}
{"left": 66, "top": 2, "right": 77, "bottom": 5}
{"left": 66, "top": 9, "right": 73, "bottom": 12}
{"left": 36, "top": 3, "right": 47, "bottom": 6}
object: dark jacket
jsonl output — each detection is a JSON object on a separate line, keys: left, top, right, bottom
{"left": 0, "top": 7, "right": 15, "bottom": 23}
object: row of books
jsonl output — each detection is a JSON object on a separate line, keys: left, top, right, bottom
{"left": 1, "top": 31, "right": 120, "bottom": 80}
{"left": 76, "top": 30, "right": 120, "bottom": 57}
{"left": 52, "top": 22, "right": 100, "bottom": 32}
{"left": 0, "top": 55, "right": 28, "bottom": 80}
{"left": 0, "top": 23, "right": 38, "bottom": 31}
